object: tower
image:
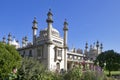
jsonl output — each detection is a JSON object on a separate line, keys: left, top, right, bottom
{"left": 22, "top": 37, "right": 25, "bottom": 47}
{"left": 24, "top": 36, "right": 28, "bottom": 46}
{"left": 84, "top": 42, "right": 88, "bottom": 57}
{"left": 2, "top": 36, "right": 6, "bottom": 44}
{"left": 100, "top": 43, "right": 103, "bottom": 53}
{"left": 46, "top": 9, "right": 53, "bottom": 43}
{"left": 46, "top": 9, "right": 54, "bottom": 70}
{"left": 63, "top": 19, "right": 68, "bottom": 71}
{"left": 8, "top": 33, "right": 12, "bottom": 45}
{"left": 32, "top": 17, "right": 38, "bottom": 45}
{"left": 96, "top": 40, "right": 99, "bottom": 55}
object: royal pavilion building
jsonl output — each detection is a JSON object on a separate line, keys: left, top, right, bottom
{"left": 1, "top": 10, "right": 103, "bottom": 72}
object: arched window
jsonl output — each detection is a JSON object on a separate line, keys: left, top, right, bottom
{"left": 56, "top": 63, "right": 60, "bottom": 72}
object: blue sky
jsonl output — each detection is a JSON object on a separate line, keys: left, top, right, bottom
{"left": 0, "top": 0, "right": 120, "bottom": 53}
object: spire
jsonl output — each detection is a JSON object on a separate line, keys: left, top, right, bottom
{"left": 16, "top": 40, "right": 19, "bottom": 43}
{"left": 24, "top": 36, "right": 28, "bottom": 42}
{"left": 24, "top": 36, "right": 28, "bottom": 46}
{"left": 8, "top": 33, "right": 12, "bottom": 45}
{"left": 100, "top": 43, "right": 103, "bottom": 53}
{"left": 63, "top": 19, "right": 68, "bottom": 31}
{"left": 22, "top": 37, "right": 25, "bottom": 47}
{"left": 85, "top": 42, "right": 88, "bottom": 50}
{"left": 46, "top": 9, "right": 53, "bottom": 23}
{"left": 63, "top": 19, "right": 69, "bottom": 71}
{"left": 96, "top": 40, "right": 99, "bottom": 48}
{"left": 96, "top": 40, "right": 99, "bottom": 54}
{"left": 2, "top": 36, "right": 6, "bottom": 43}
{"left": 32, "top": 17, "right": 38, "bottom": 29}
{"left": 100, "top": 43, "right": 103, "bottom": 49}
{"left": 32, "top": 17, "right": 38, "bottom": 45}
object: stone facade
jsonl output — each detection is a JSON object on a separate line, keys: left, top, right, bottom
{"left": 1, "top": 10, "right": 103, "bottom": 71}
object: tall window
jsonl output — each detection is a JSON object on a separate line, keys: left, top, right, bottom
{"left": 37, "top": 47, "right": 43, "bottom": 57}
{"left": 22, "top": 51, "right": 25, "bottom": 57}
{"left": 56, "top": 63, "right": 60, "bottom": 70}
{"left": 58, "top": 50, "right": 62, "bottom": 57}
{"left": 29, "top": 50, "right": 32, "bottom": 57}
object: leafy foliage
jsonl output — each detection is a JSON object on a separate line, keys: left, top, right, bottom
{"left": 18, "top": 57, "right": 115, "bottom": 80}
{"left": 18, "top": 57, "right": 62, "bottom": 80}
{"left": 64, "top": 67, "right": 82, "bottom": 80}
{"left": 0, "top": 42, "right": 22, "bottom": 79}
{"left": 95, "top": 50, "right": 120, "bottom": 76}
{"left": 18, "top": 57, "right": 44, "bottom": 80}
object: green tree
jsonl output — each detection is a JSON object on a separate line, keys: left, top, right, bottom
{"left": 105, "top": 50, "right": 120, "bottom": 76}
{"left": 95, "top": 52, "right": 106, "bottom": 70}
{"left": 95, "top": 50, "right": 120, "bottom": 76}
{"left": 0, "top": 42, "right": 22, "bottom": 79}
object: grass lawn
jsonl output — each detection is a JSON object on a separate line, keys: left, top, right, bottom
{"left": 104, "top": 71, "right": 120, "bottom": 75}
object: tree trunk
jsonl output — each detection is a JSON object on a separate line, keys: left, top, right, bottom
{"left": 109, "top": 70, "right": 111, "bottom": 77}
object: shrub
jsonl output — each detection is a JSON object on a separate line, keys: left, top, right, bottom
{"left": 81, "top": 70, "right": 108, "bottom": 80}
{"left": 0, "top": 42, "right": 21, "bottom": 79}
{"left": 64, "top": 67, "right": 82, "bottom": 80}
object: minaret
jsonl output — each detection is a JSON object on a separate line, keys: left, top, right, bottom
{"left": 46, "top": 9, "right": 54, "bottom": 70}
{"left": 96, "top": 40, "right": 99, "bottom": 55}
{"left": 22, "top": 37, "right": 25, "bottom": 47}
{"left": 100, "top": 43, "right": 103, "bottom": 53}
{"left": 84, "top": 42, "right": 88, "bottom": 57}
{"left": 32, "top": 17, "right": 38, "bottom": 45}
{"left": 2, "top": 36, "right": 6, "bottom": 44}
{"left": 46, "top": 9, "right": 53, "bottom": 43}
{"left": 8, "top": 33, "right": 12, "bottom": 45}
{"left": 63, "top": 19, "right": 68, "bottom": 47}
{"left": 85, "top": 42, "right": 88, "bottom": 50}
{"left": 24, "top": 36, "right": 28, "bottom": 46}
{"left": 63, "top": 19, "right": 68, "bottom": 71}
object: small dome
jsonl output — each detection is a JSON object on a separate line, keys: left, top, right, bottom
{"left": 52, "top": 28, "right": 59, "bottom": 34}
{"left": 11, "top": 39, "right": 20, "bottom": 48}
{"left": 45, "top": 27, "right": 59, "bottom": 33}
{"left": 44, "top": 27, "right": 60, "bottom": 36}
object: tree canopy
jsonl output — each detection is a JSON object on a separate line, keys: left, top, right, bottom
{"left": 95, "top": 50, "right": 120, "bottom": 76}
{"left": 0, "top": 42, "right": 22, "bottom": 79}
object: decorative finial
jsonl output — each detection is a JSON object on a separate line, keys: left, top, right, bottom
{"left": 64, "top": 19, "right": 68, "bottom": 25}
{"left": 49, "top": 9, "right": 51, "bottom": 12}
{"left": 46, "top": 9, "right": 53, "bottom": 23}
{"left": 25, "top": 36, "right": 28, "bottom": 41}
{"left": 47, "top": 9, "right": 53, "bottom": 16}
{"left": 100, "top": 43, "right": 103, "bottom": 49}
{"left": 63, "top": 19, "right": 68, "bottom": 31}
{"left": 85, "top": 41, "right": 88, "bottom": 49}
{"left": 97, "top": 40, "right": 99, "bottom": 44}
{"left": 16, "top": 40, "right": 19, "bottom": 43}
{"left": 3, "top": 36, "right": 6, "bottom": 43}
{"left": 32, "top": 17, "right": 38, "bottom": 29}
{"left": 32, "top": 17, "right": 37, "bottom": 24}
{"left": 8, "top": 33, "right": 11, "bottom": 37}
{"left": 3, "top": 36, "right": 6, "bottom": 40}
{"left": 34, "top": 17, "right": 36, "bottom": 20}
{"left": 96, "top": 40, "right": 99, "bottom": 48}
